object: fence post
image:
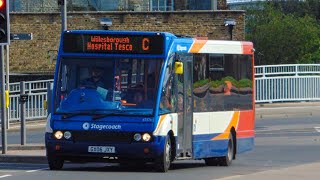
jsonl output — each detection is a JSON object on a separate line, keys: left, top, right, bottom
{"left": 20, "top": 81, "right": 26, "bottom": 145}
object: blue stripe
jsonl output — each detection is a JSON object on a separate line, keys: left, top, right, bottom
{"left": 192, "top": 135, "right": 254, "bottom": 159}
{"left": 237, "top": 137, "right": 254, "bottom": 153}
{"left": 193, "top": 139, "right": 228, "bottom": 159}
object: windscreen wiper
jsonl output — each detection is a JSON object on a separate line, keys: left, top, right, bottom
{"left": 61, "top": 113, "right": 83, "bottom": 119}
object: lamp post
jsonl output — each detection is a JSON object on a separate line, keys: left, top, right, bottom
{"left": 224, "top": 18, "right": 236, "bottom": 40}
{"left": 58, "top": 0, "right": 67, "bottom": 32}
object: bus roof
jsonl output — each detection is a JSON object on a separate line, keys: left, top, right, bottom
{"left": 63, "top": 30, "right": 176, "bottom": 37}
{"left": 173, "top": 38, "right": 254, "bottom": 55}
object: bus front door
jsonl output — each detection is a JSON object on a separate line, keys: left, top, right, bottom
{"left": 176, "top": 54, "right": 193, "bottom": 158}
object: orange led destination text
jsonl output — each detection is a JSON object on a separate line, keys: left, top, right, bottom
{"left": 86, "top": 36, "right": 150, "bottom": 52}
{"left": 87, "top": 36, "right": 132, "bottom": 51}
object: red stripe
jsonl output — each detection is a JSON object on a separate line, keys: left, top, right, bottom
{"left": 241, "top": 41, "right": 254, "bottom": 55}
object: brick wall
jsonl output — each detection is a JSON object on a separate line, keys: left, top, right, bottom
{"left": 9, "top": 10, "right": 245, "bottom": 73}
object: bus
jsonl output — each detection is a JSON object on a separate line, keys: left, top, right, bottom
{"left": 45, "top": 30, "right": 255, "bottom": 172}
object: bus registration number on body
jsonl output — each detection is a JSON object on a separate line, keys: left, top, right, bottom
{"left": 88, "top": 146, "right": 115, "bottom": 153}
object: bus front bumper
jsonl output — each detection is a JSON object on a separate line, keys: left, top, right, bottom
{"left": 45, "top": 133, "right": 166, "bottom": 163}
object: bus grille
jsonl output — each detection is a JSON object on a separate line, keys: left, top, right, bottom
{"left": 72, "top": 131, "right": 133, "bottom": 143}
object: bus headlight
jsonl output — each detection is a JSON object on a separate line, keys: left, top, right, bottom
{"left": 142, "top": 133, "right": 151, "bottom": 142}
{"left": 133, "top": 133, "right": 142, "bottom": 141}
{"left": 54, "top": 131, "right": 63, "bottom": 140}
{"left": 64, "top": 131, "right": 72, "bottom": 139}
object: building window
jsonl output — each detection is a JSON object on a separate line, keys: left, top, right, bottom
{"left": 151, "top": 0, "right": 174, "bottom": 11}
{"left": 188, "top": 0, "right": 216, "bottom": 10}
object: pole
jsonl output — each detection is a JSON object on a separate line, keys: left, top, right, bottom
{"left": 5, "top": 45, "right": 9, "bottom": 129}
{"left": 1, "top": 46, "right": 7, "bottom": 154}
{"left": 20, "top": 81, "right": 26, "bottom": 145}
{"left": 61, "top": 0, "right": 67, "bottom": 32}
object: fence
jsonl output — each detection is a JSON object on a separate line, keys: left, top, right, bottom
{"left": 255, "top": 64, "right": 320, "bottom": 103}
{"left": 7, "top": 79, "right": 54, "bottom": 121}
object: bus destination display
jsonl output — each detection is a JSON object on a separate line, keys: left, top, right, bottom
{"left": 63, "top": 33, "right": 164, "bottom": 55}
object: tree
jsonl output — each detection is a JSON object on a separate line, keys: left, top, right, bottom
{"left": 246, "top": 3, "right": 320, "bottom": 65}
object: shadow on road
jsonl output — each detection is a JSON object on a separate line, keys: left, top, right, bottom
{"left": 47, "top": 161, "right": 208, "bottom": 173}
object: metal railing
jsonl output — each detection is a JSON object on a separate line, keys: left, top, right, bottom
{"left": 255, "top": 64, "right": 320, "bottom": 103}
{"left": 8, "top": 80, "right": 54, "bottom": 121}
{"left": 227, "top": 0, "right": 263, "bottom": 3}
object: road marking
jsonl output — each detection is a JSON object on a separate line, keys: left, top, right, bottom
{"left": 214, "top": 175, "right": 244, "bottom": 180}
{"left": 0, "top": 175, "right": 12, "bottom": 178}
{"left": 26, "top": 168, "right": 48, "bottom": 173}
{"left": 314, "top": 127, "right": 320, "bottom": 132}
{"left": 257, "top": 106, "right": 320, "bottom": 110}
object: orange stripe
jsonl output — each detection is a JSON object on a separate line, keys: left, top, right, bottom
{"left": 189, "top": 40, "right": 207, "bottom": 53}
{"left": 155, "top": 115, "right": 167, "bottom": 133}
{"left": 241, "top": 41, "right": 254, "bottom": 55}
{"left": 211, "top": 111, "right": 240, "bottom": 140}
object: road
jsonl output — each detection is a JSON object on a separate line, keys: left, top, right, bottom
{"left": 1, "top": 114, "right": 320, "bottom": 179}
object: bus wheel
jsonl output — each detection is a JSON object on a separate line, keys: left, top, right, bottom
{"left": 219, "top": 133, "right": 234, "bottom": 166}
{"left": 48, "top": 155, "right": 64, "bottom": 170}
{"left": 204, "top": 157, "right": 220, "bottom": 166}
{"left": 155, "top": 135, "right": 171, "bottom": 172}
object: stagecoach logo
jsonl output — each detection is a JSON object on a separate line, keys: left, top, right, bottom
{"left": 82, "top": 122, "right": 122, "bottom": 131}
{"left": 83, "top": 122, "right": 90, "bottom": 130}
{"left": 177, "top": 45, "right": 187, "bottom": 52}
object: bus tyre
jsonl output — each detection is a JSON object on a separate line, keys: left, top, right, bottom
{"left": 48, "top": 155, "right": 64, "bottom": 170}
{"left": 219, "top": 133, "right": 234, "bottom": 166}
{"left": 204, "top": 157, "right": 220, "bottom": 166}
{"left": 155, "top": 135, "right": 171, "bottom": 172}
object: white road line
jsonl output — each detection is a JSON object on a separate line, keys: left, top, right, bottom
{"left": 257, "top": 106, "right": 320, "bottom": 110}
{"left": 214, "top": 175, "right": 244, "bottom": 180}
{"left": 26, "top": 168, "right": 48, "bottom": 173}
{"left": 0, "top": 175, "right": 12, "bottom": 178}
{"left": 314, "top": 127, "right": 320, "bottom": 132}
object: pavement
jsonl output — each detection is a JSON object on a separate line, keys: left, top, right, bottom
{"left": 0, "top": 119, "right": 47, "bottom": 163}
{"left": 0, "top": 102, "right": 319, "bottom": 177}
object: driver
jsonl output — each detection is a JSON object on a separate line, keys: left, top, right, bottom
{"left": 80, "top": 67, "right": 106, "bottom": 89}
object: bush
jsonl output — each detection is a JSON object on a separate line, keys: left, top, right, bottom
{"left": 194, "top": 79, "right": 210, "bottom": 88}
{"left": 238, "top": 79, "right": 252, "bottom": 88}
{"left": 221, "top": 76, "right": 239, "bottom": 87}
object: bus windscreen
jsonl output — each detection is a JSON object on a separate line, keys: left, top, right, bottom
{"left": 63, "top": 33, "right": 164, "bottom": 55}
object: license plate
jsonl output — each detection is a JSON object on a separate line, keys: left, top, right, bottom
{"left": 88, "top": 146, "right": 115, "bottom": 153}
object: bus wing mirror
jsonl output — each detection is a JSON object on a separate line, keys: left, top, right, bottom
{"left": 174, "top": 62, "right": 183, "bottom": 74}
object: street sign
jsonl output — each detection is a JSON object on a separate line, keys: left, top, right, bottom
{"left": 10, "top": 33, "right": 33, "bottom": 40}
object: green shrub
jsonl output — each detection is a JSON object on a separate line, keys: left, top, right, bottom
{"left": 238, "top": 79, "right": 252, "bottom": 88}
{"left": 221, "top": 76, "right": 239, "bottom": 87}
{"left": 210, "top": 80, "right": 223, "bottom": 88}
{"left": 194, "top": 79, "right": 210, "bottom": 88}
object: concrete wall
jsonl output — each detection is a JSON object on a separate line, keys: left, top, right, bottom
{"left": 9, "top": 10, "right": 245, "bottom": 73}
